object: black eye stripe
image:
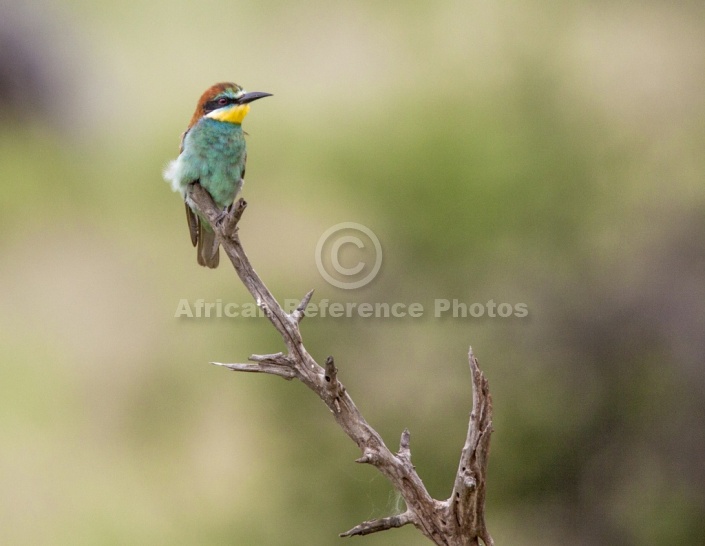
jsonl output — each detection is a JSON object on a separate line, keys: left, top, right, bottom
{"left": 204, "top": 97, "right": 237, "bottom": 113}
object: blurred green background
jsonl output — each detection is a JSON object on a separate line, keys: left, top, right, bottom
{"left": 1, "top": 0, "right": 704, "bottom": 544}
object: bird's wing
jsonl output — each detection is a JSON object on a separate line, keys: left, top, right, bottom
{"left": 185, "top": 201, "right": 199, "bottom": 247}
{"left": 178, "top": 128, "right": 189, "bottom": 154}
{"left": 177, "top": 127, "right": 200, "bottom": 247}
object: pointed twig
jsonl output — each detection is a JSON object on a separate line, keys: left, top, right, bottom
{"left": 211, "top": 361, "right": 296, "bottom": 380}
{"left": 340, "top": 511, "right": 414, "bottom": 538}
{"left": 355, "top": 448, "right": 380, "bottom": 465}
{"left": 291, "top": 289, "right": 315, "bottom": 324}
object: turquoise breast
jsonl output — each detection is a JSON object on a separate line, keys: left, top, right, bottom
{"left": 179, "top": 118, "right": 247, "bottom": 208}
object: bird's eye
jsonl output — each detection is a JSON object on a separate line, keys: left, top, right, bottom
{"left": 217, "top": 97, "right": 229, "bottom": 106}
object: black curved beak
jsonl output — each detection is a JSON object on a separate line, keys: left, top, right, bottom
{"left": 237, "top": 91, "right": 273, "bottom": 105}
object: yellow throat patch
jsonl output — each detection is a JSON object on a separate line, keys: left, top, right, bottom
{"left": 207, "top": 103, "right": 250, "bottom": 124}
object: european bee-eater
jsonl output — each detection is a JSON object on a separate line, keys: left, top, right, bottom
{"left": 164, "top": 82, "right": 271, "bottom": 268}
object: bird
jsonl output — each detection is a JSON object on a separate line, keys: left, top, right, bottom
{"left": 164, "top": 82, "right": 271, "bottom": 268}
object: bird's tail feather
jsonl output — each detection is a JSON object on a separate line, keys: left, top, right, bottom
{"left": 197, "top": 224, "right": 220, "bottom": 268}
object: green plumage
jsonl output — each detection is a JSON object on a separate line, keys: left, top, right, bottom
{"left": 180, "top": 118, "right": 247, "bottom": 208}
{"left": 166, "top": 119, "right": 247, "bottom": 268}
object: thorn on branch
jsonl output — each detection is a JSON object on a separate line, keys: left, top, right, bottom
{"left": 355, "top": 448, "right": 380, "bottom": 465}
{"left": 291, "top": 289, "right": 314, "bottom": 324}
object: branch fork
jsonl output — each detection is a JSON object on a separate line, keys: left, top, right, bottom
{"left": 188, "top": 183, "right": 494, "bottom": 545}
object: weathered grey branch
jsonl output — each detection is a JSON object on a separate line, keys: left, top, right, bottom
{"left": 188, "top": 182, "right": 494, "bottom": 545}
{"left": 447, "top": 349, "right": 494, "bottom": 546}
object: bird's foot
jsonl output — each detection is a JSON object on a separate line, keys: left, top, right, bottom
{"left": 215, "top": 207, "right": 229, "bottom": 227}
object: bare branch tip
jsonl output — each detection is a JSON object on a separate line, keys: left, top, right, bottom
{"left": 400, "top": 428, "right": 411, "bottom": 450}
{"left": 396, "top": 428, "right": 412, "bottom": 462}
{"left": 220, "top": 197, "right": 248, "bottom": 235}
{"left": 324, "top": 355, "right": 338, "bottom": 383}
{"left": 234, "top": 196, "right": 247, "bottom": 213}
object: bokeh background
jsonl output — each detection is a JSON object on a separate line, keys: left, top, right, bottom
{"left": 1, "top": 0, "right": 703, "bottom": 544}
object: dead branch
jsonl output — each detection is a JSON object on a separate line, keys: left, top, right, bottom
{"left": 188, "top": 183, "right": 494, "bottom": 545}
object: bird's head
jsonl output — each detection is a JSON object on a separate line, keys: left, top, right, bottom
{"left": 188, "top": 82, "right": 271, "bottom": 129}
